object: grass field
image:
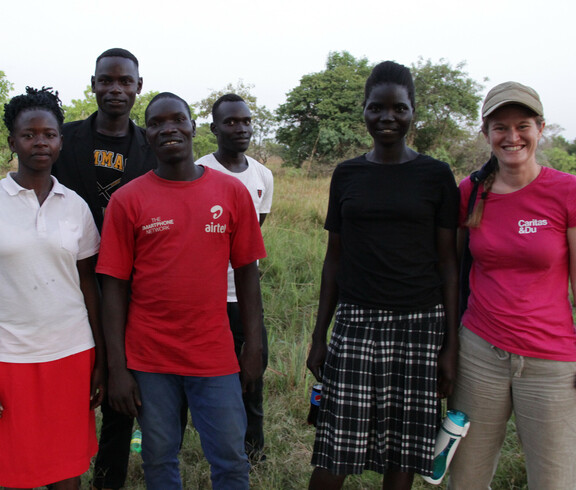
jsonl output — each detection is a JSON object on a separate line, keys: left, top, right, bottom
{"left": 79, "top": 159, "right": 528, "bottom": 489}
{"left": 0, "top": 158, "right": 528, "bottom": 488}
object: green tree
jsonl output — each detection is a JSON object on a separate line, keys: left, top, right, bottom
{"left": 193, "top": 122, "right": 218, "bottom": 160}
{"left": 276, "top": 51, "right": 372, "bottom": 167}
{"left": 539, "top": 124, "right": 576, "bottom": 156}
{"left": 194, "top": 81, "right": 276, "bottom": 163}
{"left": 276, "top": 54, "right": 483, "bottom": 170}
{"left": 0, "top": 71, "right": 15, "bottom": 172}
{"left": 130, "top": 90, "right": 160, "bottom": 127}
{"left": 543, "top": 146, "right": 576, "bottom": 174}
{"left": 63, "top": 86, "right": 98, "bottom": 122}
{"left": 539, "top": 125, "right": 576, "bottom": 174}
{"left": 441, "top": 131, "right": 491, "bottom": 178}
{"left": 410, "top": 58, "right": 484, "bottom": 162}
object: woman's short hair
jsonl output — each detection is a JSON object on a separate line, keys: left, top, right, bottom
{"left": 3, "top": 86, "right": 64, "bottom": 134}
{"left": 364, "top": 61, "right": 415, "bottom": 109}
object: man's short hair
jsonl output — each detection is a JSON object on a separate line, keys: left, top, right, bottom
{"left": 145, "top": 92, "right": 191, "bottom": 124}
{"left": 96, "top": 48, "right": 139, "bottom": 68}
{"left": 211, "top": 93, "right": 246, "bottom": 120}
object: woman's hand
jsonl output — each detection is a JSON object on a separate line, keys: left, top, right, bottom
{"left": 307, "top": 340, "right": 327, "bottom": 382}
{"left": 437, "top": 341, "right": 458, "bottom": 398}
{"left": 307, "top": 232, "right": 341, "bottom": 383}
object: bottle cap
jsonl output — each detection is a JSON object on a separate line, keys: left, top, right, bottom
{"left": 447, "top": 410, "right": 469, "bottom": 427}
{"left": 443, "top": 410, "right": 471, "bottom": 437}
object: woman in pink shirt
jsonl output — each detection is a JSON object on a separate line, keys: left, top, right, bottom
{"left": 449, "top": 82, "right": 576, "bottom": 490}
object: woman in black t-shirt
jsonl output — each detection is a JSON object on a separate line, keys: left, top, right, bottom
{"left": 306, "top": 61, "right": 459, "bottom": 490}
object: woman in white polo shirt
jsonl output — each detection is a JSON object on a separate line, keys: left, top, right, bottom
{"left": 0, "top": 87, "right": 104, "bottom": 489}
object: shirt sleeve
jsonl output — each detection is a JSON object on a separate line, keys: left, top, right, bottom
{"left": 566, "top": 174, "right": 576, "bottom": 228}
{"left": 435, "top": 164, "right": 459, "bottom": 229}
{"left": 324, "top": 165, "right": 342, "bottom": 233}
{"left": 77, "top": 198, "right": 100, "bottom": 260}
{"left": 259, "top": 167, "right": 274, "bottom": 215}
{"left": 229, "top": 184, "right": 266, "bottom": 269}
{"left": 96, "top": 193, "right": 136, "bottom": 280}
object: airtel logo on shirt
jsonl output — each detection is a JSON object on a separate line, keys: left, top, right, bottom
{"left": 205, "top": 205, "right": 227, "bottom": 233}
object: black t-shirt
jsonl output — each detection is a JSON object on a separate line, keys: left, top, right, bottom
{"left": 93, "top": 130, "right": 131, "bottom": 219}
{"left": 325, "top": 154, "right": 458, "bottom": 311}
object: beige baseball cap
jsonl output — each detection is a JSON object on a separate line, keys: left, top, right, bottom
{"left": 482, "top": 81, "right": 544, "bottom": 118}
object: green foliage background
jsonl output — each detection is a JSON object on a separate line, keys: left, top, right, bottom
{"left": 0, "top": 71, "right": 14, "bottom": 172}
{"left": 276, "top": 51, "right": 373, "bottom": 166}
{"left": 2, "top": 53, "right": 575, "bottom": 174}
{"left": 0, "top": 53, "right": 563, "bottom": 487}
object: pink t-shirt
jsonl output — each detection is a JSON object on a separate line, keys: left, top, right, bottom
{"left": 460, "top": 166, "right": 576, "bottom": 361}
{"left": 97, "top": 168, "right": 266, "bottom": 376}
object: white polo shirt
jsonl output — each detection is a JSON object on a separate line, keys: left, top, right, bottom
{"left": 0, "top": 174, "right": 100, "bottom": 363}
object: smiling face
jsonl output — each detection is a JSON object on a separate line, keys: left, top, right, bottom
{"left": 8, "top": 109, "right": 62, "bottom": 175}
{"left": 363, "top": 83, "right": 414, "bottom": 148}
{"left": 211, "top": 101, "right": 253, "bottom": 154}
{"left": 484, "top": 105, "right": 544, "bottom": 169}
{"left": 145, "top": 97, "right": 196, "bottom": 164}
{"left": 91, "top": 56, "right": 142, "bottom": 118}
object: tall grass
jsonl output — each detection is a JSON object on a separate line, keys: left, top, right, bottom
{"left": 80, "top": 158, "right": 526, "bottom": 488}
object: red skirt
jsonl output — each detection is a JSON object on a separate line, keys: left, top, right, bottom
{"left": 0, "top": 349, "right": 97, "bottom": 487}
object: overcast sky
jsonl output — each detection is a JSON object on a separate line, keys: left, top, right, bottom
{"left": 3, "top": 0, "right": 575, "bottom": 138}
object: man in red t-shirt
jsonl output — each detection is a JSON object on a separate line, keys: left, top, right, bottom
{"left": 97, "top": 92, "right": 265, "bottom": 489}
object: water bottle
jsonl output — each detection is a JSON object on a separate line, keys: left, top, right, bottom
{"left": 422, "top": 410, "right": 470, "bottom": 485}
{"left": 130, "top": 429, "right": 142, "bottom": 453}
{"left": 307, "top": 383, "right": 322, "bottom": 427}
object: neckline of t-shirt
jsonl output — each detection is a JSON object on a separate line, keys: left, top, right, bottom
{"left": 93, "top": 129, "right": 131, "bottom": 142}
{"left": 361, "top": 152, "right": 423, "bottom": 166}
{"left": 488, "top": 165, "right": 547, "bottom": 197}
{"left": 208, "top": 154, "right": 251, "bottom": 175}
{"left": 149, "top": 166, "right": 209, "bottom": 186}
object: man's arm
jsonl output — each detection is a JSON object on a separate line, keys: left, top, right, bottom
{"left": 102, "top": 275, "right": 141, "bottom": 417}
{"left": 234, "top": 261, "right": 264, "bottom": 392}
{"left": 77, "top": 256, "right": 105, "bottom": 409}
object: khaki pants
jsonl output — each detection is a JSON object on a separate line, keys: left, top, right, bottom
{"left": 448, "top": 326, "right": 576, "bottom": 490}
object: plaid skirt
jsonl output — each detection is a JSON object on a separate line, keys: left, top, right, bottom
{"left": 311, "top": 303, "right": 445, "bottom": 476}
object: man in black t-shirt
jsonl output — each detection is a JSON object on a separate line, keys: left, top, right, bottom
{"left": 53, "top": 48, "right": 157, "bottom": 490}
{"left": 53, "top": 48, "right": 156, "bottom": 232}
